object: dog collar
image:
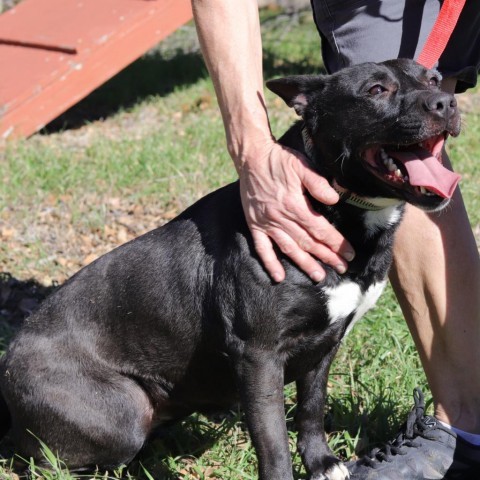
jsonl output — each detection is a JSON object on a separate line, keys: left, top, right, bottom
{"left": 332, "top": 181, "right": 401, "bottom": 211}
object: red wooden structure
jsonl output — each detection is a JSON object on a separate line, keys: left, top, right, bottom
{"left": 0, "top": 0, "right": 193, "bottom": 139}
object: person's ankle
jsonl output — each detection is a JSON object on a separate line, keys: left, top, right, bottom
{"left": 435, "top": 402, "right": 480, "bottom": 435}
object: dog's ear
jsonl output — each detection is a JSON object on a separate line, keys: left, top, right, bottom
{"left": 266, "top": 75, "right": 326, "bottom": 116}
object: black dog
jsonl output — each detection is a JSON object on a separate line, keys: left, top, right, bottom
{"left": 0, "top": 59, "right": 461, "bottom": 480}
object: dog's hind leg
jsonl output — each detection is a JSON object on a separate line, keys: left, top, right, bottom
{"left": 296, "top": 348, "right": 349, "bottom": 480}
{"left": 4, "top": 365, "right": 153, "bottom": 471}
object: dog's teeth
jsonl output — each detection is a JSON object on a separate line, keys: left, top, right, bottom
{"left": 382, "top": 155, "right": 402, "bottom": 176}
{"left": 380, "top": 149, "right": 388, "bottom": 160}
{"left": 420, "top": 186, "right": 427, "bottom": 194}
{"left": 404, "top": 175, "right": 409, "bottom": 182}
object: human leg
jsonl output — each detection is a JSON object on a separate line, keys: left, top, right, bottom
{"left": 390, "top": 150, "right": 480, "bottom": 434}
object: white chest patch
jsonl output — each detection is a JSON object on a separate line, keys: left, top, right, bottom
{"left": 324, "top": 280, "right": 386, "bottom": 333}
{"left": 363, "top": 205, "right": 402, "bottom": 237}
{"left": 324, "top": 281, "right": 363, "bottom": 324}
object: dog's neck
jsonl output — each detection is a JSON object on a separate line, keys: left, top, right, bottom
{"left": 331, "top": 181, "right": 402, "bottom": 211}
{"left": 301, "top": 127, "right": 402, "bottom": 212}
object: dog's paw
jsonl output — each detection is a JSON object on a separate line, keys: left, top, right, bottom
{"left": 325, "top": 462, "right": 350, "bottom": 480}
{"left": 311, "top": 462, "right": 349, "bottom": 480}
{"left": 308, "top": 455, "right": 349, "bottom": 480}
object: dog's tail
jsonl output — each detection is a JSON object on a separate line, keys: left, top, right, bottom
{"left": 0, "top": 390, "right": 11, "bottom": 439}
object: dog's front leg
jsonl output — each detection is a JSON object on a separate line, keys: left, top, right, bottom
{"left": 296, "top": 350, "right": 349, "bottom": 480}
{"left": 235, "top": 349, "right": 293, "bottom": 480}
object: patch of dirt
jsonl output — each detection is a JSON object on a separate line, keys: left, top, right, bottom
{"left": 0, "top": 192, "right": 182, "bottom": 329}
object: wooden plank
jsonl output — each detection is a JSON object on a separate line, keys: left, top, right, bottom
{"left": 0, "top": 0, "right": 193, "bottom": 139}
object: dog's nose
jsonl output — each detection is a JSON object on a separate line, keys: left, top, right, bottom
{"left": 423, "top": 92, "right": 457, "bottom": 118}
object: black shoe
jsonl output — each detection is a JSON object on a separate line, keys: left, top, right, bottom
{"left": 348, "top": 388, "right": 480, "bottom": 479}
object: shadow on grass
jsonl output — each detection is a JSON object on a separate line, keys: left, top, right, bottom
{"left": 43, "top": 50, "right": 210, "bottom": 133}
{"left": 129, "top": 411, "right": 244, "bottom": 479}
{"left": 0, "top": 273, "right": 58, "bottom": 338}
{"left": 326, "top": 389, "right": 407, "bottom": 457}
{"left": 41, "top": 10, "right": 326, "bottom": 134}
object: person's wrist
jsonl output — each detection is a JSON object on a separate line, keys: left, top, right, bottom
{"left": 228, "top": 131, "right": 276, "bottom": 175}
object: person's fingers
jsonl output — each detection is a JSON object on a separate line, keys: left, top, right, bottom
{"left": 293, "top": 234, "right": 348, "bottom": 273}
{"left": 271, "top": 217, "right": 349, "bottom": 272}
{"left": 298, "top": 162, "right": 339, "bottom": 205}
{"left": 295, "top": 163, "right": 356, "bottom": 261}
{"left": 268, "top": 228, "right": 326, "bottom": 283}
{"left": 251, "top": 229, "right": 286, "bottom": 283}
{"left": 302, "top": 208, "right": 355, "bottom": 261}
{"left": 280, "top": 193, "right": 355, "bottom": 262}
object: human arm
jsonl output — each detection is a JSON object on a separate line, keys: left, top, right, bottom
{"left": 191, "top": 0, "right": 355, "bottom": 282}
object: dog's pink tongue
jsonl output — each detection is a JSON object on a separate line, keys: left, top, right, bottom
{"left": 390, "top": 147, "right": 461, "bottom": 198}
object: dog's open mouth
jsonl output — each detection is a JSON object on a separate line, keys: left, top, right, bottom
{"left": 363, "top": 133, "right": 460, "bottom": 199}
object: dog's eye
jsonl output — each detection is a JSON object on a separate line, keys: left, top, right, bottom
{"left": 428, "top": 77, "right": 440, "bottom": 88}
{"left": 368, "top": 85, "right": 387, "bottom": 95}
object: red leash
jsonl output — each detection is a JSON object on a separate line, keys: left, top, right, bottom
{"left": 417, "top": 0, "right": 467, "bottom": 69}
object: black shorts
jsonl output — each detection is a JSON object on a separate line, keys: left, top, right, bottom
{"left": 311, "top": 0, "right": 480, "bottom": 92}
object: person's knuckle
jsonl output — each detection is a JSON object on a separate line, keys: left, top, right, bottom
{"left": 311, "top": 219, "right": 341, "bottom": 246}
{"left": 310, "top": 225, "right": 329, "bottom": 243}
{"left": 284, "top": 196, "right": 303, "bottom": 216}
{"left": 254, "top": 241, "right": 270, "bottom": 255}
{"left": 263, "top": 205, "right": 281, "bottom": 223}
{"left": 311, "top": 174, "right": 329, "bottom": 189}
{"left": 298, "top": 236, "right": 314, "bottom": 252}
{"left": 323, "top": 252, "right": 342, "bottom": 266}
{"left": 323, "top": 232, "right": 345, "bottom": 251}
{"left": 308, "top": 177, "right": 338, "bottom": 203}
{"left": 278, "top": 239, "right": 296, "bottom": 256}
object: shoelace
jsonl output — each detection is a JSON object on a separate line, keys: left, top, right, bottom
{"left": 360, "top": 388, "right": 436, "bottom": 467}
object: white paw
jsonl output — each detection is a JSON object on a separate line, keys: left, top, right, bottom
{"left": 325, "top": 462, "right": 350, "bottom": 480}
{"left": 311, "top": 474, "right": 327, "bottom": 480}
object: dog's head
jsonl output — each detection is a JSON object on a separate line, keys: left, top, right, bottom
{"left": 267, "top": 59, "right": 461, "bottom": 211}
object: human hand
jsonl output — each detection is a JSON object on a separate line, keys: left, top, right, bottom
{"left": 239, "top": 141, "right": 355, "bottom": 283}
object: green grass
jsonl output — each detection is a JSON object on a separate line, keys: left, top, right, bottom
{"left": 0, "top": 7, "right": 478, "bottom": 480}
